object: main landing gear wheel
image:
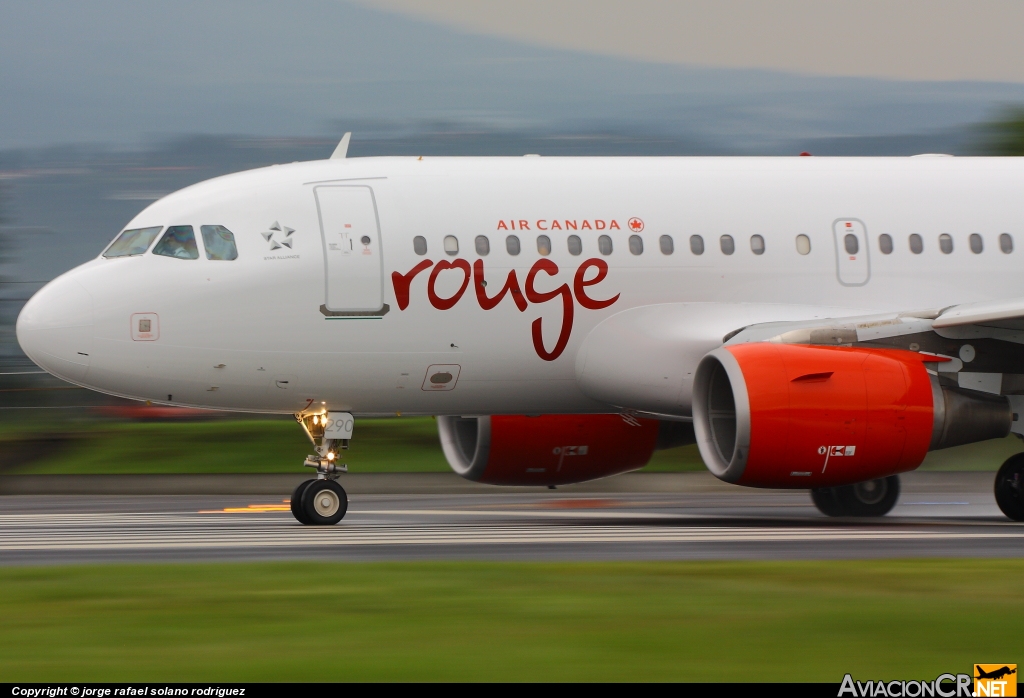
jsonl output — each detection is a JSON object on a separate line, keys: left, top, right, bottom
{"left": 995, "top": 453, "right": 1024, "bottom": 521}
{"left": 810, "top": 487, "right": 846, "bottom": 517}
{"left": 299, "top": 479, "right": 348, "bottom": 526}
{"left": 811, "top": 475, "right": 901, "bottom": 517}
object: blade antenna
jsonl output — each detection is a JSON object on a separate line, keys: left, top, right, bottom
{"left": 330, "top": 132, "right": 352, "bottom": 159}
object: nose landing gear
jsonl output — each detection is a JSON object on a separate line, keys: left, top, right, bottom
{"left": 290, "top": 410, "right": 354, "bottom": 526}
{"left": 811, "top": 475, "right": 901, "bottom": 517}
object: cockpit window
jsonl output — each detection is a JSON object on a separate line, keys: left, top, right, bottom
{"left": 103, "top": 227, "right": 162, "bottom": 258}
{"left": 200, "top": 225, "right": 238, "bottom": 260}
{"left": 153, "top": 226, "right": 199, "bottom": 260}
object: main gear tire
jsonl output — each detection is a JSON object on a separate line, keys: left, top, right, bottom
{"left": 835, "top": 475, "right": 900, "bottom": 517}
{"left": 301, "top": 479, "right": 348, "bottom": 525}
{"left": 810, "top": 487, "right": 847, "bottom": 517}
{"left": 995, "top": 453, "right": 1024, "bottom": 522}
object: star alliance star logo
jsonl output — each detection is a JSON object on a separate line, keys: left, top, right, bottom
{"left": 261, "top": 221, "right": 295, "bottom": 250}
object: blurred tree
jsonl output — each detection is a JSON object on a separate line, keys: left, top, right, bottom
{"left": 0, "top": 182, "right": 8, "bottom": 277}
{"left": 981, "top": 107, "right": 1024, "bottom": 155}
{"left": 0, "top": 182, "right": 7, "bottom": 276}
{"left": 0, "top": 184, "right": 10, "bottom": 361}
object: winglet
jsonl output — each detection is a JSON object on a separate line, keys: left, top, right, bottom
{"left": 330, "top": 132, "right": 352, "bottom": 160}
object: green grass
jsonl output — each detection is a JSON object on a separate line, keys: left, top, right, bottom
{"left": 4, "top": 416, "right": 1020, "bottom": 474}
{"left": 0, "top": 560, "right": 1020, "bottom": 681}
{"left": 8, "top": 417, "right": 450, "bottom": 474}
{"left": 3, "top": 416, "right": 709, "bottom": 475}
{"left": 643, "top": 443, "right": 708, "bottom": 471}
{"left": 916, "top": 436, "right": 1023, "bottom": 471}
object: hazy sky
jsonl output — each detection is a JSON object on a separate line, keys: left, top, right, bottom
{"left": 364, "top": 0, "right": 1024, "bottom": 82}
{"left": 2, "top": 0, "right": 1024, "bottom": 150}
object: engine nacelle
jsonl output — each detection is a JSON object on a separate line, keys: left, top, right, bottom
{"left": 693, "top": 344, "right": 1012, "bottom": 488}
{"left": 438, "top": 414, "right": 689, "bottom": 486}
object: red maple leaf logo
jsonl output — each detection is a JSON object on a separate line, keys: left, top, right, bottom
{"left": 628, "top": 217, "right": 644, "bottom": 232}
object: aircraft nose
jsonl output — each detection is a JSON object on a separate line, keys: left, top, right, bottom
{"left": 16, "top": 274, "right": 94, "bottom": 382}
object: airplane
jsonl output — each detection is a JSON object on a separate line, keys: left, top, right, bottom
{"left": 16, "top": 140, "right": 1024, "bottom": 525}
{"left": 976, "top": 666, "right": 1017, "bottom": 681}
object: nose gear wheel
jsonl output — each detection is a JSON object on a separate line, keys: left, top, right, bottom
{"left": 297, "top": 479, "right": 348, "bottom": 525}
{"left": 290, "top": 480, "right": 315, "bottom": 525}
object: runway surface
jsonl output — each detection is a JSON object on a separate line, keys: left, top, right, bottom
{"left": 2, "top": 482, "right": 1023, "bottom": 564}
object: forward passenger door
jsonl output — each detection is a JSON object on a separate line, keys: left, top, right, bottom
{"left": 315, "top": 185, "right": 386, "bottom": 315}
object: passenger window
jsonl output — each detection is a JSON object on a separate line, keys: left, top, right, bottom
{"left": 506, "top": 235, "right": 521, "bottom": 255}
{"left": 153, "top": 226, "right": 199, "bottom": 260}
{"left": 795, "top": 235, "right": 811, "bottom": 255}
{"left": 690, "top": 235, "right": 704, "bottom": 255}
{"left": 443, "top": 235, "right": 459, "bottom": 256}
{"left": 750, "top": 235, "right": 765, "bottom": 255}
{"left": 413, "top": 236, "right": 427, "bottom": 255}
{"left": 200, "top": 225, "right": 238, "bottom": 260}
{"left": 598, "top": 235, "right": 613, "bottom": 255}
{"left": 909, "top": 234, "right": 923, "bottom": 254}
{"left": 844, "top": 234, "right": 859, "bottom": 255}
{"left": 475, "top": 235, "right": 490, "bottom": 256}
{"left": 879, "top": 234, "right": 893, "bottom": 254}
{"left": 659, "top": 235, "right": 674, "bottom": 255}
{"left": 720, "top": 235, "right": 735, "bottom": 255}
{"left": 537, "top": 235, "right": 552, "bottom": 256}
{"left": 970, "top": 233, "right": 983, "bottom": 254}
{"left": 939, "top": 234, "right": 953, "bottom": 254}
{"left": 1001, "top": 233, "right": 1014, "bottom": 254}
{"left": 103, "top": 226, "right": 162, "bottom": 258}
{"left": 567, "top": 235, "right": 582, "bottom": 256}
{"left": 628, "top": 235, "right": 643, "bottom": 255}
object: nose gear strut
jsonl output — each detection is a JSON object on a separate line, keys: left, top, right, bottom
{"left": 291, "top": 410, "right": 354, "bottom": 525}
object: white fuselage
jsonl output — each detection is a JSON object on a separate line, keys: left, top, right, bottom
{"left": 16, "top": 156, "right": 1024, "bottom": 417}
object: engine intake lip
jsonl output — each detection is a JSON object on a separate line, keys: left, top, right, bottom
{"left": 437, "top": 415, "right": 491, "bottom": 480}
{"left": 692, "top": 349, "right": 751, "bottom": 483}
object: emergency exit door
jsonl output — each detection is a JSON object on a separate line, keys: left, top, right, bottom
{"left": 315, "top": 186, "right": 386, "bottom": 314}
{"left": 832, "top": 219, "right": 870, "bottom": 286}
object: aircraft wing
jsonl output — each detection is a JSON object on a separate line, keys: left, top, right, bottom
{"left": 933, "top": 297, "right": 1024, "bottom": 331}
{"left": 574, "top": 300, "right": 1024, "bottom": 418}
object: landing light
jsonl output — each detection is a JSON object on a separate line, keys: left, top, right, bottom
{"left": 327, "top": 452, "right": 335, "bottom": 460}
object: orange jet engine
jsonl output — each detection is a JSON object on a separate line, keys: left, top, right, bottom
{"left": 438, "top": 414, "right": 664, "bottom": 486}
{"left": 693, "top": 344, "right": 1011, "bottom": 488}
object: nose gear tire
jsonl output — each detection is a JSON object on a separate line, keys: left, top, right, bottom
{"left": 301, "top": 479, "right": 348, "bottom": 525}
{"left": 995, "top": 453, "right": 1024, "bottom": 521}
{"left": 290, "top": 479, "right": 315, "bottom": 525}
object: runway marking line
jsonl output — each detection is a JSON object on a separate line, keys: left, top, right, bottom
{"left": 541, "top": 499, "right": 620, "bottom": 509}
{"left": 901, "top": 502, "right": 971, "bottom": 506}
{"left": 4, "top": 528, "right": 1024, "bottom": 552}
{"left": 351, "top": 508, "right": 698, "bottom": 519}
{"left": 4, "top": 507, "right": 1024, "bottom": 554}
